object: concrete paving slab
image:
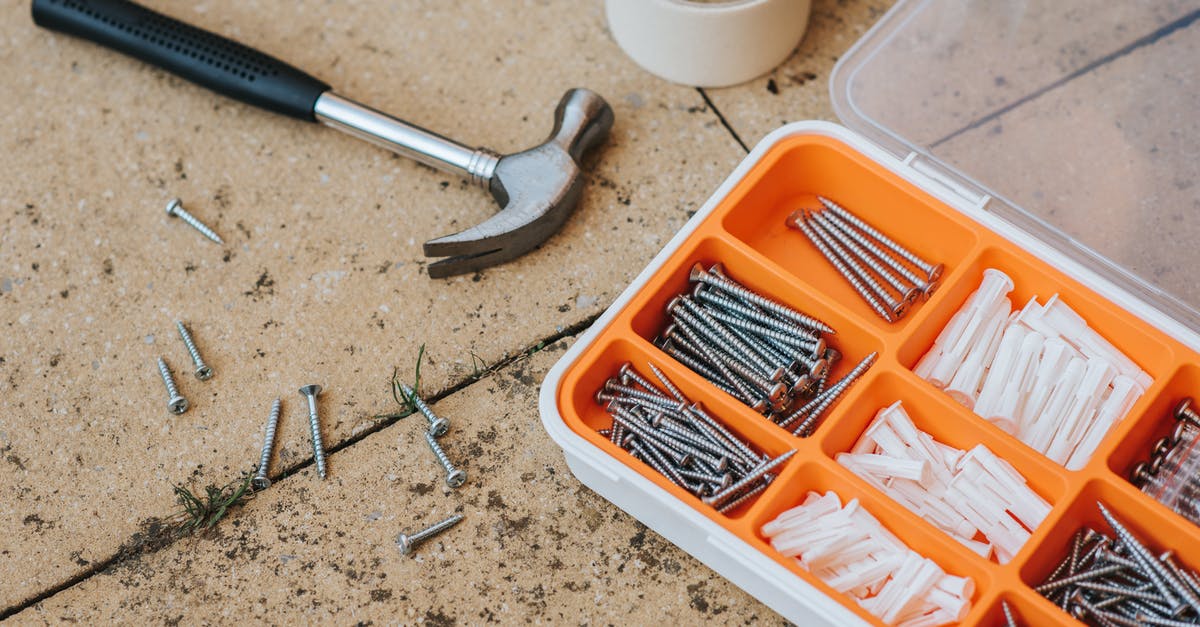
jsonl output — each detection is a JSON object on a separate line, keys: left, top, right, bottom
{"left": 0, "top": 0, "right": 743, "bottom": 609}
{"left": 10, "top": 339, "right": 784, "bottom": 625}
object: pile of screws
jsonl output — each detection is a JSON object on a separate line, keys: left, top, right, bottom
{"left": 1130, "top": 398, "right": 1200, "bottom": 528}
{"left": 393, "top": 383, "right": 466, "bottom": 556}
{"left": 655, "top": 262, "right": 875, "bottom": 437}
{"left": 787, "top": 196, "right": 942, "bottom": 323}
{"left": 596, "top": 361, "right": 796, "bottom": 513}
{"left": 1036, "top": 502, "right": 1200, "bottom": 625}
{"left": 761, "top": 490, "right": 975, "bottom": 626}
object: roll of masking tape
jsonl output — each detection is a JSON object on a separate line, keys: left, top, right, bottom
{"left": 605, "top": 0, "right": 812, "bottom": 88}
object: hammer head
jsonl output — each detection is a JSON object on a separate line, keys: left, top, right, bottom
{"left": 423, "top": 88, "right": 614, "bottom": 278}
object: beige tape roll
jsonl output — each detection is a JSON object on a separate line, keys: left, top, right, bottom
{"left": 605, "top": 0, "right": 812, "bottom": 88}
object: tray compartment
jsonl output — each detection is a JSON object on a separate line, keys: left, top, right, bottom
{"left": 1016, "top": 478, "right": 1200, "bottom": 592}
{"left": 1107, "top": 362, "right": 1200, "bottom": 493}
{"left": 744, "top": 460, "right": 994, "bottom": 627}
{"left": 715, "top": 134, "right": 981, "bottom": 332}
{"left": 977, "top": 593, "right": 1077, "bottom": 627}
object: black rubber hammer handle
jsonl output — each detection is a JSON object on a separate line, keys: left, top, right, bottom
{"left": 32, "top": 0, "right": 330, "bottom": 121}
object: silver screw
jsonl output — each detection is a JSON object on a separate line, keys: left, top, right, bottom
{"left": 818, "top": 196, "right": 943, "bottom": 282}
{"left": 425, "top": 431, "right": 466, "bottom": 488}
{"left": 252, "top": 398, "right": 282, "bottom": 490}
{"left": 810, "top": 210, "right": 921, "bottom": 306}
{"left": 688, "top": 263, "right": 834, "bottom": 334}
{"left": 817, "top": 205, "right": 940, "bottom": 299}
{"left": 396, "top": 513, "right": 464, "bottom": 556}
{"left": 156, "top": 357, "right": 189, "bottom": 415}
{"left": 647, "top": 362, "right": 687, "bottom": 404}
{"left": 398, "top": 382, "right": 449, "bottom": 437}
{"left": 299, "top": 384, "right": 327, "bottom": 480}
{"left": 799, "top": 212, "right": 901, "bottom": 321}
{"left": 1096, "top": 502, "right": 1192, "bottom": 611}
{"left": 175, "top": 320, "right": 213, "bottom": 380}
{"left": 165, "top": 198, "right": 223, "bottom": 245}
{"left": 788, "top": 212, "right": 895, "bottom": 322}
{"left": 703, "top": 449, "right": 795, "bottom": 508}
{"left": 1001, "top": 600, "right": 1018, "bottom": 627}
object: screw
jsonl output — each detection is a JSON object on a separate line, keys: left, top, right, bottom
{"left": 165, "top": 198, "right": 223, "bottom": 244}
{"left": 646, "top": 362, "right": 687, "bottom": 404}
{"left": 703, "top": 449, "right": 795, "bottom": 508}
{"left": 175, "top": 320, "right": 213, "bottom": 380}
{"left": 688, "top": 263, "right": 834, "bottom": 334}
{"left": 424, "top": 431, "right": 466, "bottom": 488}
{"left": 156, "top": 357, "right": 188, "bottom": 415}
{"left": 1097, "top": 502, "right": 1191, "bottom": 611}
{"left": 810, "top": 210, "right": 921, "bottom": 307}
{"left": 788, "top": 212, "right": 895, "bottom": 322}
{"left": 252, "top": 398, "right": 282, "bottom": 490}
{"left": 803, "top": 212, "right": 905, "bottom": 319}
{"left": 396, "top": 513, "right": 464, "bottom": 556}
{"left": 693, "top": 286, "right": 823, "bottom": 344}
{"left": 672, "top": 297, "right": 785, "bottom": 382}
{"left": 817, "top": 196, "right": 943, "bottom": 282}
{"left": 298, "top": 384, "right": 327, "bottom": 480}
{"left": 1000, "top": 600, "right": 1018, "bottom": 627}
{"left": 717, "top": 480, "right": 769, "bottom": 514}
{"left": 817, "top": 205, "right": 940, "bottom": 299}
{"left": 398, "top": 382, "right": 449, "bottom": 437}
{"left": 1175, "top": 398, "right": 1200, "bottom": 429}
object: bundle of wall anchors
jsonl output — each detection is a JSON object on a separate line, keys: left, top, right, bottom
{"left": 840, "top": 401, "right": 1051, "bottom": 563}
{"left": 761, "top": 491, "right": 975, "bottom": 626}
{"left": 1130, "top": 397, "right": 1200, "bottom": 528}
{"left": 655, "top": 261, "right": 876, "bottom": 436}
{"left": 595, "top": 361, "right": 796, "bottom": 512}
{"left": 1035, "top": 502, "right": 1200, "bottom": 625}
{"left": 787, "top": 196, "right": 942, "bottom": 323}
{"left": 915, "top": 268, "right": 1151, "bottom": 469}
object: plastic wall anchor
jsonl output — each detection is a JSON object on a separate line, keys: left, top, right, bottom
{"left": 973, "top": 323, "right": 1029, "bottom": 421}
{"left": 914, "top": 310, "right": 967, "bottom": 383}
{"left": 944, "top": 300, "right": 1011, "bottom": 408}
{"left": 1044, "top": 357, "right": 1118, "bottom": 464}
{"left": 836, "top": 452, "right": 929, "bottom": 483}
{"left": 1025, "top": 357, "right": 1087, "bottom": 453}
{"left": 986, "top": 330, "right": 1046, "bottom": 434}
{"left": 926, "top": 291, "right": 1012, "bottom": 386}
{"left": 1065, "top": 375, "right": 1144, "bottom": 470}
{"left": 1040, "top": 295, "right": 1151, "bottom": 388}
{"left": 1016, "top": 337, "right": 1079, "bottom": 438}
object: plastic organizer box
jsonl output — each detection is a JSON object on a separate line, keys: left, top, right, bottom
{"left": 537, "top": 120, "right": 1200, "bottom": 625}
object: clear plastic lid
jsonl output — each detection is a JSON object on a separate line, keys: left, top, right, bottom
{"left": 831, "top": 0, "right": 1200, "bottom": 328}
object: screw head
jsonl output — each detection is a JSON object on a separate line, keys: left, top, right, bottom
{"left": 1174, "top": 398, "right": 1194, "bottom": 421}
{"left": 892, "top": 300, "right": 910, "bottom": 319}
{"left": 927, "top": 263, "right": 945, "bottom": 283}
{"left": 429, "top": 418, "right": 450, "bottom": 438}
{"left": 165, "top": 198, "right": 182, "bottom": 216}
{"left": 902, "top": 286, "right": 921, "bottom": 305}
{"left": 920, "top": 280, "right": 941, "bottom": 301}
{"left": 446, "top": 469, "right": 467, "bottom": 488}
{"left": 299, "top": 384, "right": 323, "bottom": 397}
{"left": 251, "top": 476, "right": 271, "bottom": 490}
{"left": 168, "top": 395, "right": 189, "bottom": 415}
{"left": 396, "top": 533, "right": 414, "bottom": 555}
{"left": 194, "top": 365, "right": 213, "bottom": 381}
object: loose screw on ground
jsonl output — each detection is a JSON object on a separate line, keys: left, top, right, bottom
{"left": 399, "top": 382, "right": 449, "bottom": 437}
{"left": 156, "top": 356, "right": 188, "bottom": 415}
{"left": 165, "top": 198, "right": 223, "bottom": 245}
{"left": 252, "top": 398, "right": 282, "bottom": 490}
{"left": 299, "top": 384, "right": 327, "bottom": 480}
{"left": 175, "top": 320, "right": 213, "bottom": 380}
{"left": 396, "top": 513, "right": 464, "bottom": 556}
{"left": 425, "top": 431, "right": 466, "bottom": 488}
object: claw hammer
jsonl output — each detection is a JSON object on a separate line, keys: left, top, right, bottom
{"left": 33, "top": 0, "right": 614, "bottom": 278}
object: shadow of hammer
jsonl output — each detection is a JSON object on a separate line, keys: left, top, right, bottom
{"left": 34, "top": 0, "right": 615, "bottom": 278}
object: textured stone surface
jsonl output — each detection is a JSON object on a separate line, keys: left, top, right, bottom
{"left": 0, "top": 0, "right": 742, "bottom": 609}
{"left": 11, "top": 339, "right": 785, "bottom": 625}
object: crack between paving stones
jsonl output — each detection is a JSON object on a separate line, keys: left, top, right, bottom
{"left": 0, "top": 312, "right": 600, "bottom": 620}
{"left": 697, "top": 87, "right": 750, "bottom": 154}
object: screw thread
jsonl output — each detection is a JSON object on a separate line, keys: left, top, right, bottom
{"left": 695, "top": 289, "right": 821, "bottom": 344}
{"left": 157, "top": 357, "right": 180, "bottom": 398}
{"left": 254, "top": 399, "right": 282, "bottom": 485}
{"left": 792, "top": 213, "right": 895, "bottom": 322}
{"left": 646, "top": 363, "right": 686, "bottom": 403}
{"left": 691, "top": 266, "right": 833, "bottom": 334}
{"left": 175, "top": 321, "right": 211, "bottom": 378}
{"left": 807, "top": 215, "right": 901, "bottom": 316}
{"left": 166, "top": 199, "right": 224, "bottom": 244}
{"left": 677, "top": 298, "right": 779, "bottom": 382}
{"left": 704, "top": 449, "right": 795, "bottom": 507}
{"left": 672, "top": 321, "right": 758, "bottom": 402}
{"left": 717, "top": 480, "right": 769, "bottom": 514}
{"left": 819, "top": 208, "right": 929, "bottom": 289}
{"left": 818, "top": 196, "right": 935, "bottom": 278}
{"left": 400, "top": 382, "right": 444, "bottom": 431}
{"left": 424, "top": 431, "right": 460, "bottom": 475}
{"left": 811, "top": 211, "right": 915, "bottom": 300}
{"left": 409, "top": 513, "right": 464, "bottom": 546}
{"left": 301, "top": 389, "right": 327, "bottom": 479}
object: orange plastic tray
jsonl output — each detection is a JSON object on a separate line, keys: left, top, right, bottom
{"left": 554, "top": 129, "right": 1200, "bottom": 626}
